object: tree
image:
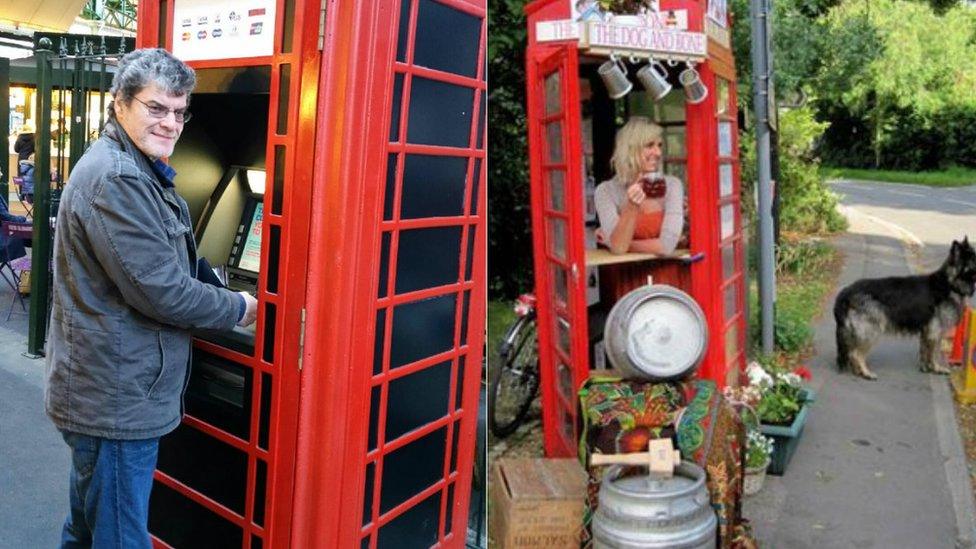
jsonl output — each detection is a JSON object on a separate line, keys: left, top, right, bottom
{"left": 817, "top": 0, "right": 976, "bottom": 167}
{"left": 488, "top": 0, "right": 533, "bottom": 298}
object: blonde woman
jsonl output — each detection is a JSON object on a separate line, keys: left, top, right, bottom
{"left": 594, "top": 117, "right": 684, "bottom": 255}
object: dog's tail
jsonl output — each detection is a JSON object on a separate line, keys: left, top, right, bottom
{"left": 834, "top": 289, "right": 851, "bottom": 371}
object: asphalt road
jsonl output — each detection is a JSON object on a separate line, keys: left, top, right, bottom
{"left": 829, "top": 180, "right": 976, "bottom": 271}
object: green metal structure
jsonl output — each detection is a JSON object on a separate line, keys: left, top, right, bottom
{"left": 26, "top": 34, "right": 131, "bottom": 356}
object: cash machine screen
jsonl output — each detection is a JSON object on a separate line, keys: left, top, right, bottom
{"left": 225, "top": 197, "right": 263, "bottom": 291}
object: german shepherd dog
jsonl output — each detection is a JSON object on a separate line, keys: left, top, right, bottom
{"left": 834, "top": 237, "right": 976, "bottom": 380}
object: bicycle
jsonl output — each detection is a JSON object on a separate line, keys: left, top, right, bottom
{"left": 489, "top": 294, "right": 540, "bottom": 438}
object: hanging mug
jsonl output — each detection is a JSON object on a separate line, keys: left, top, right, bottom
{"left": 636, "top": 61, "right": 672, "bottom": 102}
{"left": 679, "top": 65, "right": 708, "bottom": 104}
{"left": 598, "top": 57, "right": 633, "bottom": 100}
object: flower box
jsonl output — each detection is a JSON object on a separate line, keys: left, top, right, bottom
{"left": 759, "top": 388, "right": 814, "bottom": 475}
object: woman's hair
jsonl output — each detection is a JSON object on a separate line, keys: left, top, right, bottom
{"left": 610, "top": 117, "right": 663, "bottom": 184}
{"left": 109, "top": 48, "right": 196, "bottom": 114}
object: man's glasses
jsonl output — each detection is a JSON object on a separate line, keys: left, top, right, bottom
{"left": 131, "top": 96, "right": 192, "bottom": 123}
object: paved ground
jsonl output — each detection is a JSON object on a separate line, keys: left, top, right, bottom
{"left": 0, "top": 321, "right": 67, "bottom": 547}
{"left": 744, "top": 198, "right": 976, "bottom": 548}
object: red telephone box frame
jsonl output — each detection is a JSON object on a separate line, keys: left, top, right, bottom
{"left": 138, "top": 1, "right": 486, "bottom": 547}
{"left": 525, "top": 0, "right": 746, "bottom": 457}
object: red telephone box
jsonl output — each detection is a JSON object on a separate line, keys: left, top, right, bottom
{"left": 525, "top": 0, "right": 746, "bottom": 457}
{"left": 136, "top": 1, "right": 486, "bottom": 547}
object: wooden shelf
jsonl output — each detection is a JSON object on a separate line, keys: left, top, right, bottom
{"left": 585, "top": 248, "right": 694, "bottom": 267}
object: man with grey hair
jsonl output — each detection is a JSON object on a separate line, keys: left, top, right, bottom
{"left": 45, "top": 48, "right": 258, "bottom": 548}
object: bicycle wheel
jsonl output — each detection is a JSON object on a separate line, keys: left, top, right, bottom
{"left": 489, "top": 314, "right": 539, "bottom": 438}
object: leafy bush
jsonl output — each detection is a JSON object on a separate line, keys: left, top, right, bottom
{"left": 741, "top": 107, "right": 846, "bottom": 235}
{"left": 488, "top": 0, "right": 534, "bottom": 299}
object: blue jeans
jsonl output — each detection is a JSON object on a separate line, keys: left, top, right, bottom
{"left": 59, "top": 431, "right": 160, "bottom": 549}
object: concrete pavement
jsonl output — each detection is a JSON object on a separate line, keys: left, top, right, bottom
{"left": 744, "top": 207, "right": 976, "bottom": 548}
{"left": 0, "top": 321, "right": 67, "bottom": 547}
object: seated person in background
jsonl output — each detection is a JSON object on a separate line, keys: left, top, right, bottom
{"left": 0, "top": 197, "right": 29, "bottom": 260}
{"left": 595, "top": 117, "right": 684, "bottom": 255}
{"left": 17, "top": 154, "right": 35, "bottom": 204}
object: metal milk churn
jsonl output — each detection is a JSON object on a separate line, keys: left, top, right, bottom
{"left": 592, "top": 462, "right": 717, "bottom": 549}
{"left": 604, "top": 285, "right": 708, "bottom": 381}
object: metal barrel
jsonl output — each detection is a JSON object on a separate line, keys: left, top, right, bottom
{"left": 593, "top": 462, "right": 717, "bottom": 549}
{"left": 603, "top": 285, "right": 708, "bottom": 380}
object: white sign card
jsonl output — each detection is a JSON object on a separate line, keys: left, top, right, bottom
{"left": 172, "top": 0, "right": 276, "bottom": 62}
{"left": 707, "top": 0, "right": 728, "bottom": 28}
{"left": 585, "top": 22, "right": 707, "bottom": 58}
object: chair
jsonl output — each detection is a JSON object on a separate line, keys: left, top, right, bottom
{"left": 12, "top": 159, "right": 35, "bottom": 218}
{"left": 0, "top": 220, "right": 32, "bottom": 321}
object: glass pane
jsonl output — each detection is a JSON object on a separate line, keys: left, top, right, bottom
{"left": 254, "top": 459, "right": 268, "bottom": 527}
{"left": 390, "top": 294, "right": 457, "bottom": 368}
{"left": 546, "top": 122, "right": 563, "bottom": 163}
{"left": 185, "top": 353, "right": 252, "bottom": 440}
{"left": 716, "top": 78, "right": 730, "bottom": 115}
{"left": 719, "top": 163, "right": 734, "bottom": 197}
{"left": 725, "top": 324, "right": 739, "bottom": 366}
{"left": 557, "top": 362, "right": 573, "bottom": 401}
{"left": 259, "top": 373, "right": 272, "bottom": 450}
{"left": 380, "top": 427, "right": 446, "bottom": 513}
{"left": 718, "top": 121, "right": 733, "bottom": 157}
{"left": 157, "top": 425, "right": 247, "bottom": 514}
{"left": 377, "top": 491, "right": 440, "bottom": 549}
{"left": 373, "top": 308, "right": 386, "bottom": 375}
{"left": 722, "top": 244, "right": 735, "bottom": 280}
{"left": 401, "top": 154, "right": 466, "bottom": 219}
{"left": 720, "top": 204, "right": 734, "bottom": 240}
{"left": 548, "top": 217, "right": 567, "bottom": 261}
{"left": 378, "top": 231, "right": 391, "bottom": 298}
{"left": 664, "top": 125, "right": 686, "bottom": 157}
{"left": 396, "top": 0, "right": 412, "bottom": 62}
{"left": 386, "top": 360, "right": 451, "bottom": 441}
{"left": 555, "top": 316, "right": 571, "bottom": 356}
{"left": 548, "top": 170, "right": 565, "bottom": 212}
{"left": 407, "top": 77, "right": 474, "bottom": 147}
{"left": 724, "top": 283, "right": 738, "bottom": 321}
{"left": 545, "top": 72, "right": 561, "bottom": 115}
{"left": 368, "top": 385, "right": 381, "bottom": 451}
{"left": 560, "top": 408, "right": 574, "bottom": 443}
{"left": 665, "top": 161, "right": 686, "bottom": 183}
{"left": 149, "top": 481, "right": 243, "bottom": 548}
{"left": 389, "top": 73, "right": 404, "bottom": 142}
{"left": 362, "top": 462, "right": 374, "bottom": 526}
{"left": 262, "top": 302, "right": 277, "bottom": 363}
{"left": 551, "top": 263, "right": 568, "bottom": 307}
{"left": 395, "top": 226, "right": 462, "bottom": 294}
{"left": 414, "top": 0, "right": 481, "bottom": 78}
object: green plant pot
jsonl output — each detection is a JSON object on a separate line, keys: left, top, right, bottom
{"left": 759, "top": 388, "right": 814, "bottom": 476}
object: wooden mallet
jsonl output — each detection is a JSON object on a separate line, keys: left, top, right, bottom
{"left": 589, "top": 438, "right": 682, "bottom": 477}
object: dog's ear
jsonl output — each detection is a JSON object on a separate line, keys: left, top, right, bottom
{"left": 964, "top": 236, "right": 971, "bottom": 248}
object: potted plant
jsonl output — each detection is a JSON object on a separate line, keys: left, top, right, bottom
{"left": 743, "top": 429, "right": 774, "bottom": 496}
{"left": 745, "top": 362, "right": 814, "bottom": 475}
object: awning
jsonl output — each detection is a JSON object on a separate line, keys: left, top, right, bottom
{"left": 0, "top": 0, "right": 89, "bottom": 32}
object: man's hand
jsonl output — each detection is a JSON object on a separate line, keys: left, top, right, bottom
{"left": 237, "top": 292, "right": 258, "bottom": 327}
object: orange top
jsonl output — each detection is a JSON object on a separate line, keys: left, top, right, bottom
{"left": 633, "top": 210, "right": 664, "bottom": 240}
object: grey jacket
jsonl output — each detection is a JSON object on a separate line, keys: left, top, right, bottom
{"left": 45, "top": 120, "right": 240, "bottom": 440}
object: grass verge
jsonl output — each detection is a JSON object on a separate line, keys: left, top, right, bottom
{"left": 821, "top": 165, "right": 976, "bottom": 187}
{"left": 749, "top": 237, "right": 842, "bottom": 362}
